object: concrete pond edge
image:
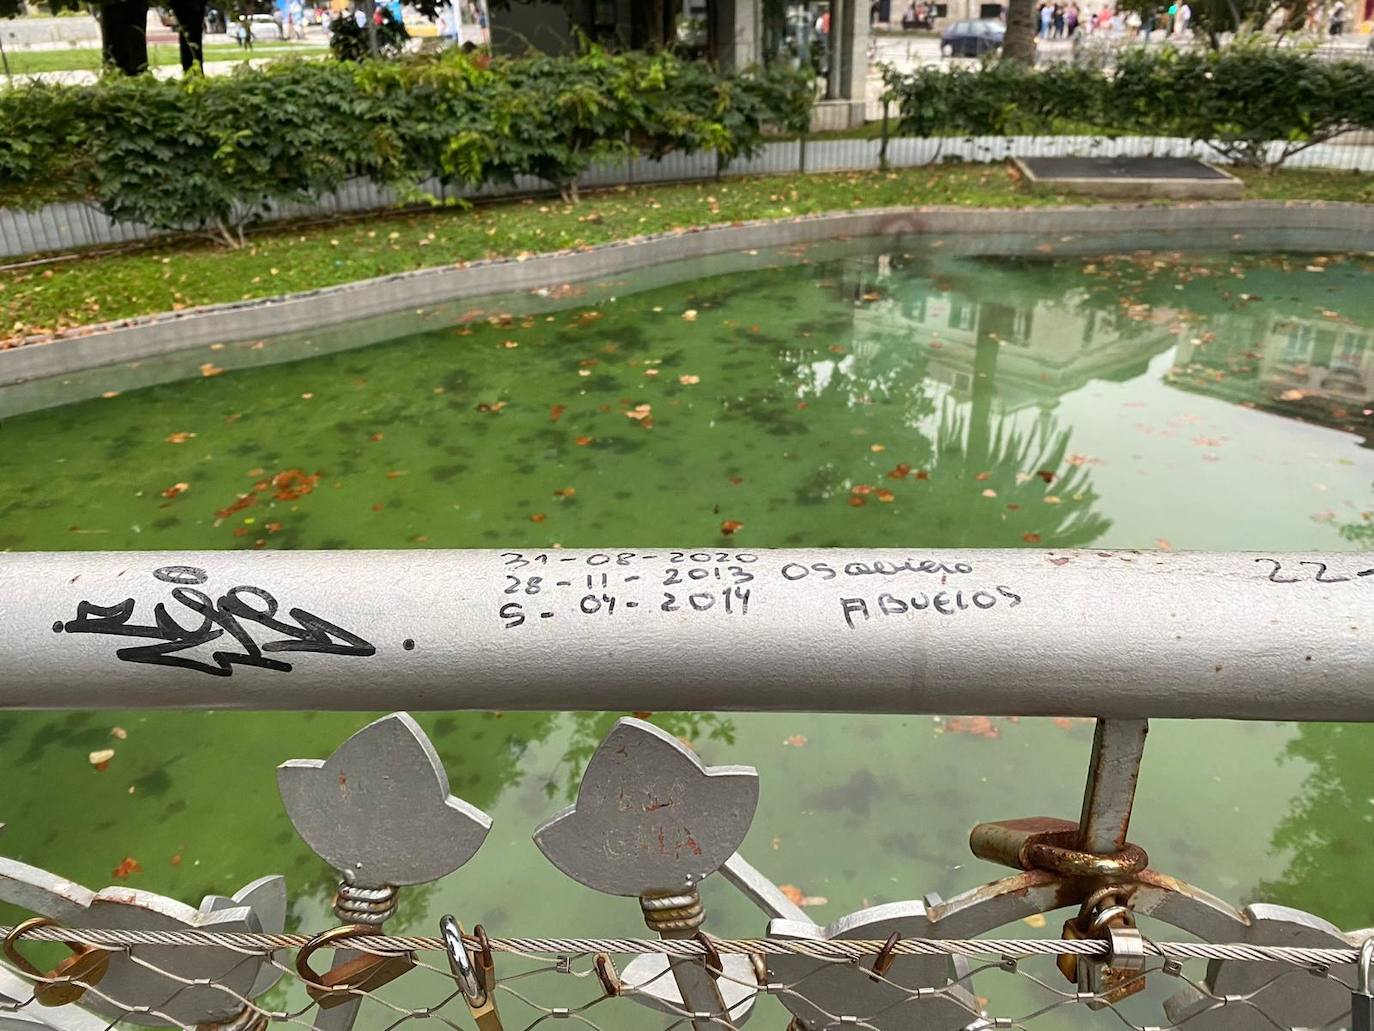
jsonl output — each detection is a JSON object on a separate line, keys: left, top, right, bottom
{"left": 4, "top": 200, "right": 1374, "bottom": 392}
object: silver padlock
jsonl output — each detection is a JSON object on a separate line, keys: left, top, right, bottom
{"left": 1353, "top": 937, "right": 1374, "bottom": 1031}
{"left": 1077, "top": 904, "right": 1146, "bottom": 1010}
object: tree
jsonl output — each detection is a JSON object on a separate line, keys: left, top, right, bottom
{"left": 1001, "top": 0, "right": 1036, "bottom": 64}
{"left": 1113, "top": 0, "right": 1303, "bottom": 43}
{"left": 0, "top": 0, "right": 153, "bottom": 74}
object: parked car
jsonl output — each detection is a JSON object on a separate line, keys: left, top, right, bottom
{"left": 939, "top": 18, "right": 1003, "bottom": 56}
{"left": 246, "top": 12, "right": 285, "bottom": 39}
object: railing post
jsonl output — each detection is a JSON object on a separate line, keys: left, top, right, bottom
{"left": 1076, "top": 718, "right": 1149, "bottom": 854}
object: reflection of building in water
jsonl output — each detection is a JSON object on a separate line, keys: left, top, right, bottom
{"left": 849, "top": 263, "right": 1179, "bottom": 415}
{"left": 1167, "top": 312, "right": 1374, "bottom": 442}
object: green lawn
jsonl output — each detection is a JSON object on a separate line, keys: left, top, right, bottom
{"left": 2, "top": 164, "right": 1371, "bottom": 342}
{"left": 1, "top": 41, "right": 322, "bottom": 74}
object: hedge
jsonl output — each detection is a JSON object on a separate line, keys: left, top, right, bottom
{"left": 881, "top": 43, "right": 1374, "bottom": 170}
{"left": 0, "top": 49, "right": 815, "bottom": 246}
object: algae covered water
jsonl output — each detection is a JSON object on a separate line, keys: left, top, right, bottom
{"left": 1, "top": 238, "right": 1373, "bottom": 1024}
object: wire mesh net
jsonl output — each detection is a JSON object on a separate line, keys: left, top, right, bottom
{"left": 0, "top": 926, "right": 1363, "bottom": 1031}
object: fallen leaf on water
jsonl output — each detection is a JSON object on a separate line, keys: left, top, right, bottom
{"left": 914, "top": 470, "right": 930, "bottom": 481}
{"left": 682, "top": 309, "right": 698, "bottom": 321}
{"left": 783, "top": 735, "right": 808, "bottom": 747}
{"left": 503, "top": 340, "right": 519, "bottom": 349}
{"left": 1155, "top": 538, "right": 1174, "bottom": 551}
{"left": 170, "top": 854, "right": 182, "bottom": 866}
{"left": 779, "top": 884, "right": 804, "bottom": 905}
{"left": 199, "top": 362, "right": 223, "bottom": 378}
{"left": 1037, "top": 470, "right": 1056, "bottom": 484}
{"left": 720, "top": 519, "right": 744, "bottom": 535}
{"left": 1022, "top": 914, "right": 1047, "bottom": 929}
{"left": 625, "top": 404, "right": 652, "bottom": 420}
{"left": 1021, "top": 532, "right": 1042, "bottom": 544}
{"left": 981, "top": 488, "right": 998, "bottom": 498}
{"left": 161, "top": 482, "right": 190, "bottom": 499}
{"left": 1280, "top": 388, "right": 1307, "bottom": 401}
{"left": 554, "top": 486, "right": 576, "bottom": 498}
{"left": 888, "top": 464, "right": 911, "bottom": 480}
{"left": 1044, "top": 495, "right": 1062, "bottom": 505}
{"left": 852, "top": 484, "right": 873, "bottom": 496}
{"left": 870, "top": 444, "right": 886, "bottom": 453}
{"left": 848, "top": 496, "right": 866, "bottom": 507}
{"left": 945, "top": 716, "right": 1000, "bottom": 739}
{"left": 549, "top": 405, "right": 566, "bottom": 422}
{"left": 112, "top": 857, "right": 141, "bottom": 879}
{"left": 111, "top": 727, "right": 127, "bottom": 740}
{"left": 386, "top": 470, "right": 408, "bottom": 479}
{"left": 369, "top": 432, "right": 384, "bottom": 442}
{"left": 530, "top": 513, "right": 547, "bottom": 523}
{"left": 165, "top": 432, "right": 196, "bottom": 444}
{"left": 574, "top": 436, "right": 594, "bottom": 446}
{"left": 89, "top": 748, "right": 115, "bottom": 769}
{"left": 876, "top": 489, "right": 895, "bottom": 503}
{"left": 1054, "top": 716, "right": 1075, "bottom": 730}
{"left": 476, "top": 400, "right": 508, "bottom": 413}
{"left": 974, "top": 471, "right": 991, "bottom": 481}
{"left": 678, "top": 374, "right": 700, "bottom": 385}
{"left": 101, "top": 391, "right": 120, "bottom": 399}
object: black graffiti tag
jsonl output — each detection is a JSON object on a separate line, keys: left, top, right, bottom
{"left": 53, "top": 566, "right": 376, "bottom": 677}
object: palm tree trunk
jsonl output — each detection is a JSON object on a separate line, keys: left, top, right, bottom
{"left": 1002, "top": 0, "right": 1036, "bottom": 64}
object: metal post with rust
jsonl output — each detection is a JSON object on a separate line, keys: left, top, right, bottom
{"left": 1076, "top": 719, "right": 1149, "bottom": 856}
{"left": 640, "top": 890, "right": 736, "bottom": 1031}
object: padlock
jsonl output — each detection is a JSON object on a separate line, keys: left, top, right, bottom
{"left": 441, "top": 916, "right": 506, "bottom": 1031}
{"left": 1074, "top": 903, "right": 1146, "bottom": 1009}
{"left": 295, "top": 925, "right": 416, "bottom": 1010}
{"left": 1353, "top": 937, "right": 1374, "bottom": 1031}
{"left": 2, "top": 917, "right": 111, "bottom": 1007}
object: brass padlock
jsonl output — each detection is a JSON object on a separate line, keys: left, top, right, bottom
{"left": 2, "top": 917, "right": 111, "bottom": 1007}
{"left": 1058, "top": 895, "right": 1146, "bottom": 1009}
{"left": 295, "top": 924, "right": 416, "bottom": 1010}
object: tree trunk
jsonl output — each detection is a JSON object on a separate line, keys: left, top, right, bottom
{"left": 170, "top": 0, "right": 207, "bottom": 70}
{"left": 100, "top": 0, "right": 151, "bottom": 74}
{"left": 365, "top": 0, "right": 379, "bottom": 55}
{"left": 1002, "top": 0, "right": 1036, "bottom": 64}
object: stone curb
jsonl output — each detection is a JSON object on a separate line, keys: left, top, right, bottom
{"left": 3, "top": 200, "right": 1372, "bottom": 391}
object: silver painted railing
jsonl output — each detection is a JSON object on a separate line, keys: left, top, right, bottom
{"left": 0, "top": 548, "right": 1372, "bottom": 1030}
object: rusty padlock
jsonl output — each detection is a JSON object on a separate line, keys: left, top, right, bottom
{"left": 1058, "top": 893, "right": 1146, "bottom": 1009}
{"left": 296, "top": 924, "right": 416, "bottom": 1010}
{"left": 3, "top": 917, "right": 111, "bottom": 1007}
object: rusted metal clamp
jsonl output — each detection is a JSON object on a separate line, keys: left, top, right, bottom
{"left": 969, "top": 817, "right": 1148, "bottom": 878}
{"left": 2, "top": 917, "right": 112, "bottom": 1007}
{"left": 868, "top": 931, "right": 900, "bottom": 983}
{"left": 295, "top": 924, "right": 416, "bottom": 1010}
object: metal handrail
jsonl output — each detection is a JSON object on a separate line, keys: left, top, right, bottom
{"left": 2, "top": 548, "right": 1368, "bottom": 718}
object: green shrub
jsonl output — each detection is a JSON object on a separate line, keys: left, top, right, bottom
{"left": 327, "top": 7, "right": 409, "bottom": 61}
{"left": 882, "top": 45, "right": 1374, "bottom": 169}
{"left": 0, "top": 47, "right": 816, "bottom": 244}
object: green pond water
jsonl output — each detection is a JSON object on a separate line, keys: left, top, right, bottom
{"left": 2, "top": 238, "right": 1374, "bottom": 1025}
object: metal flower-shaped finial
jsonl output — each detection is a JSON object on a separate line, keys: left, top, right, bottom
{"left": 0, "top": 859, "right": 286, "bottom": 1028}
{"left": 767, "top": 902, "right": 982, "bottom": 1031}
{"left": 1163, "top": 903, "right": 1356, "bottom": 1030}
{"left": 533, "top": 718, "right": 759, "bottom": 897}
{"left": 277, "top": 712, "right": 492, "bottom": 888}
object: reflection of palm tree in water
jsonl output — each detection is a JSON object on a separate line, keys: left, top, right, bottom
{"left": 921, "top": 333, "right": 1111, "bottom": 549}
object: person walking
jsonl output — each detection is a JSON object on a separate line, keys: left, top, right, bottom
{"left": 1175, "top": 0, "right": 1190, "bottom": 32}
{"left": 1330, "top": 0, "right": 1346, "bottom": 34}
{"left": 1040, "top": 2, "right": 1053, "bottom": 36}
{"left": 1052, "top": 3, "right": 1065, "bottom": 35}
{"left": 1066, "top": 3, "right": 1080, "bottom": 34}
